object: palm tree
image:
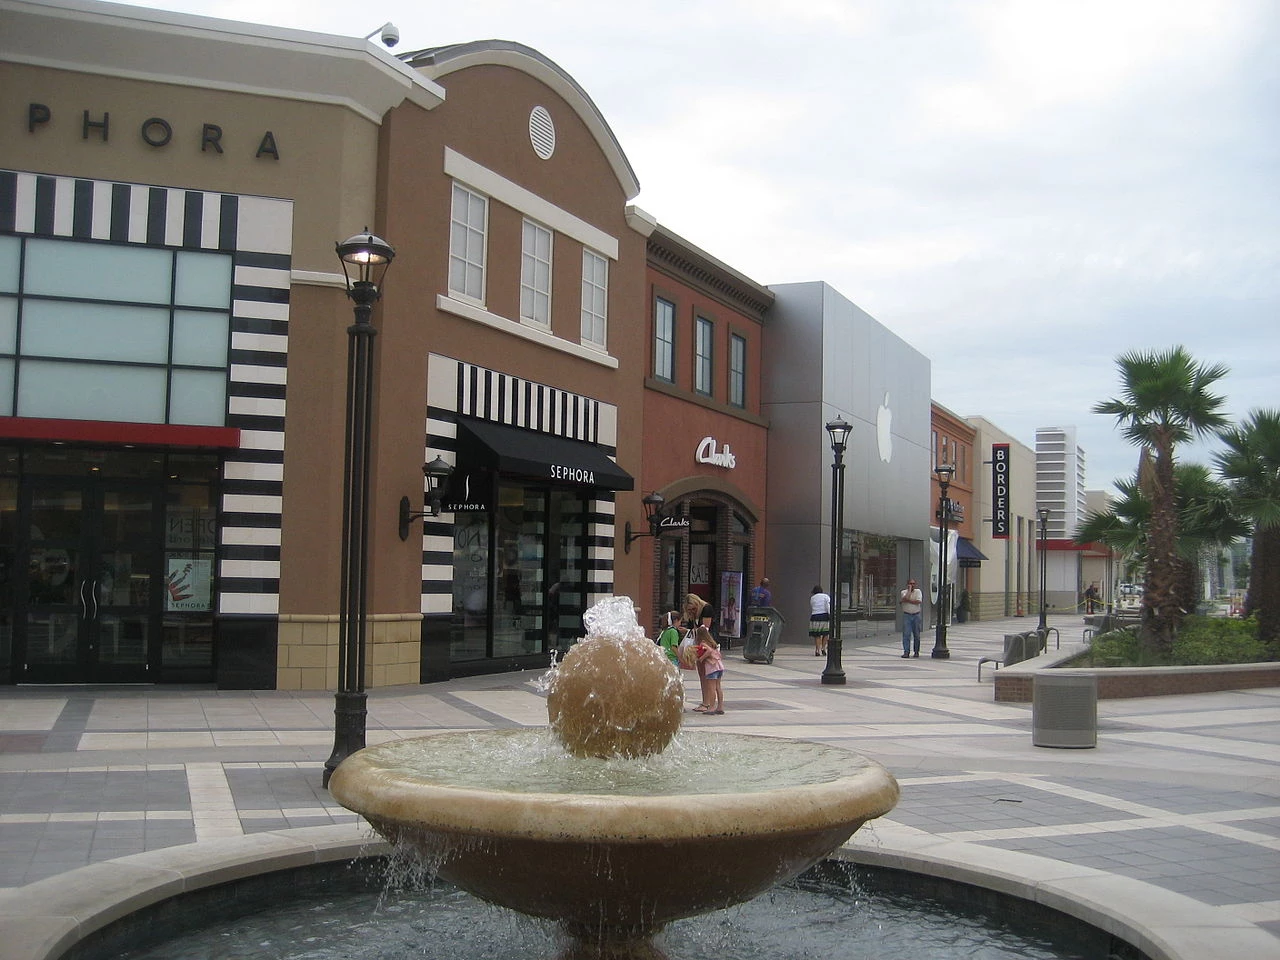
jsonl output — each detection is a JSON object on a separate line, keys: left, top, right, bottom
{"left": 1093, "top": 347, "right": 1229, "bottom": 654}
{"left": 1214, "top": 410, "right": 1280, "bottom": 651}
{"left": 1077, "top": 465, "right": 1246, "bottom": 621}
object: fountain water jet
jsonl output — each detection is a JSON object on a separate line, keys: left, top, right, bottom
{"left": 330, "top": 597, "right": 899, "bottom": 959}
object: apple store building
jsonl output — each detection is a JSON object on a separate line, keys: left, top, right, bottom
{"left": 760, "top": 281, "right": 934, "bottom": 640}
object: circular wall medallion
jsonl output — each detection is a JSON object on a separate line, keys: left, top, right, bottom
{"left": 529, "top": 105, "right": 556, "bottom": 160}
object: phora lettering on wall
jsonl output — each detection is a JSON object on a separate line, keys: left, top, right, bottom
{"left": 695, "top": 436, "right": 736, "bottom": 469}
{"left": 27, "top": 103, "right": 281, "bottom": 159}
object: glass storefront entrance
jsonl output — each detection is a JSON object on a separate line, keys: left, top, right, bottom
{"left": 449, "top": 483, "right": 589, "bottom": 666}
{"left": 0, "top": 447, "right": 219, "bottom": 684}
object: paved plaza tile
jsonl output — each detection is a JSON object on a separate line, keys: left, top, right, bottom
{"left": 0, "top": 612, "right": 1275, "bottom": 952}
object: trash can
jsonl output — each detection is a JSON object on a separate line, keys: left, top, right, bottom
{"left": 1032, "top": 673, "right": 1098, "bottom": 748}
{"left": 742, "top": 606, "right": 785, "bottom": 664}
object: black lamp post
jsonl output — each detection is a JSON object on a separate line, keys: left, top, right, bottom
{"left": 623, "top": 492, "right": 667, "bottom": 553}
{"left": 931, "top": 463, "right": 955, "bottom": 659}
{"left": 323, "top": 229, "right": 394, "bottom": 789}
{"left": 823, "top": 417, "right": 851, "bottom": 685}
{"left": 398, "top": 455, "right": 455, "bottom": 540}
{"left": 1037, "top": 507, "right": 1050, "bottom": 632}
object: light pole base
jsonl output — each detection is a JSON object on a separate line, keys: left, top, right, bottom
{"left": 930, "top": 647, "right": 951, "bottom": 659}
{"left": 821, "top": 640, "right": 847, "bottom": 684}
{"left": 322, "top": 690, "right": 368, "bottom": 788}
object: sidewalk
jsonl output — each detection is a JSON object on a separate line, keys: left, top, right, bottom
{"left": 1, "top": 613, "right": 1277, "bottom": 952}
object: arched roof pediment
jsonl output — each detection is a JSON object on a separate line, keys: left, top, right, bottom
{"left": 403, "top": 40, "right": 639, "bottom": 201}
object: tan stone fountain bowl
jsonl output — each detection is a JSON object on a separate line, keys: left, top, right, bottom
{"left": 330, "top": 729, "right": 899, "bottom": 957}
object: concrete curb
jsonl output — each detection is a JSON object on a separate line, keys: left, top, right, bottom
{"left": 841, "top": 826, "right": 1277, "bottom": 960}
{"left": 2, "top": 822, "right": 1270, "bottom": 960}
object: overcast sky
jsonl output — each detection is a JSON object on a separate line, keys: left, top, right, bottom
{"left": 121, "top": 0, "right": 1278, "bottom": 495}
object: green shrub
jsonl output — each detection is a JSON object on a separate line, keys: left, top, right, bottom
{"left": 1075, "top": 616, "right": 1271, "bottom": 666}
{"left": 1170, "top": 616, "right": 1269, "bottom": 665}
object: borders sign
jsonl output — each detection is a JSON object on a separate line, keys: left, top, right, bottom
{"left": 992, "top": 443, "right": 1010, "bottom": 539}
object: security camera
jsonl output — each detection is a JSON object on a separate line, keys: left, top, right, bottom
{"left": 364, "top": 22, "right": 399, "bottom": 48}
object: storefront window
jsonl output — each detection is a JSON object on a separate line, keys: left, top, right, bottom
{"left": 0, "top": 237, "right": 231, "bottom": 424}
{"left": 449, "top": 484, "right": 589, "bottom": 664}
{"left": 451, "top": 511, "right": 491, "bottom": 662}
{"left": 493, "top": 486, "right": 545, "bottom": 659}
{"left": 839, "top": 530, "right": 900, "bottom": 623}
{"left": 162, "top": 479, "right": 217, "bottom": 673}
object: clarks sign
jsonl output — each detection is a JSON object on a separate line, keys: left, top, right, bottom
{"left": 695, "top": 436, "right": 736, "bottom": 469}
{"left": 27, "top": 103, "right": 281, "bottom": 160}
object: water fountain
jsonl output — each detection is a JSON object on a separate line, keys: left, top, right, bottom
{"left": 329, "top": 597, "right": 899, "bottom": 959}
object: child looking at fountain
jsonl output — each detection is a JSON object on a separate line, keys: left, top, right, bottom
{"left": 693, "top": 625, "right": 724, "bottom": 715}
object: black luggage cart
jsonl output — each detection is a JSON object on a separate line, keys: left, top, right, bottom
{"left": 742, "top": 606, "right": 785, "bottom": 664}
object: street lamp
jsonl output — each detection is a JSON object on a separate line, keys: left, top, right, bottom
{"left": 323, "top": 229, "right": 395, "bottom": 789}
{"left": 823, "top": 417, "right": 851, "bottom": 685}
{"left": 398, "top": 455, "right": 455, "bottom": 540}
{"left": 932, "top": 463, "right": 956, "bottom": 659}
{"left": 1037, "top": 507, "right": 1050, "bottom": 632}
{"left": 623, "top": 492, "right": 667, "bottom": 553}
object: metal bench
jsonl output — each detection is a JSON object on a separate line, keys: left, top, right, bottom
{"left": 977, "top": 630, "right": 1048, "bottom": 681}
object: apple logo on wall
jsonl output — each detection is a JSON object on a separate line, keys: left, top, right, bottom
{"left": 876, "top": 392, "right": 893, "bottom": 463}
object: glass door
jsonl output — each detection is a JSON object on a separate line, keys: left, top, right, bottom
{"left": 18, "top": 478, "right": 160, "bottom": 683}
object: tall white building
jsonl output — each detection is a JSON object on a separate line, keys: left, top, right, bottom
{"left": 1035, "top": 426, "right": 1087, "bottom": 612}
{"left": 1035, "top": 426, "right": 1087, "bottom": 538}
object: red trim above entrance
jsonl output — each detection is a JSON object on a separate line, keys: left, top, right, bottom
{"left": 0, "top": 417, "right": 241, "bottom": 448}
{"left": 1038, "top": 538, "right": 1087, "bottom": 552}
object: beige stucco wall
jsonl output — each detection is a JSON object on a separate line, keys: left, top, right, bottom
{"left": 967, "top": 417, "right": 1039, "bottom": 620}
{"left": 0, "top": 62, "right": 382, "bottom": 273}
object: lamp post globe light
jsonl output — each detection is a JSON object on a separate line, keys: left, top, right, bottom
{"left": 1037, "top": 507, "right": 1051, "bottom": 633}
{"left": 823, "top": 417, "right": 851, "bottom": 685}
{"left": 931, "top": 463, "right": 956, "bottom": 659}
{"left": 323, "top": 230, "right": 395, "bottom": 789}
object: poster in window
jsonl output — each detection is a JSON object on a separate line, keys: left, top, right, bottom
{"left": 720, "top": 571, "right": 743, "bottom": 639}
{"left": 165, "top": 558, "right": 212, "bottom": 612}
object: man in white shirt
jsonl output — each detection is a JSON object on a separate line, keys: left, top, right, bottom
{"left": 900, "top": 578, "right": 923, "bottom": 658}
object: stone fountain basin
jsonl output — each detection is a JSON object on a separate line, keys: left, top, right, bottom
{"left": 329, "top": 729, "right": 900, "bottom": 935}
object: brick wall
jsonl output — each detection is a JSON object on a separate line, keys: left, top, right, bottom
{"left": 994, "top": 663, "right": 1280, "bottom": 703}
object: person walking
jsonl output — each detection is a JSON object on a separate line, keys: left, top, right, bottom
{"left": 900, "top": 578, "right": 923, "bottom": 658}
{"left": 749, "top": 577, "right": 772, "bottom": 608}
{"left": 809, "top": 585, "right": 831, "bottom": 657}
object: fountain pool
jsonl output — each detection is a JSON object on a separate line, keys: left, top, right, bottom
{"left": 98, "top": 856, "right": 1132, "bottom": 960}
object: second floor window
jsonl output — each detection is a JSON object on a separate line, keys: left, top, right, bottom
{"left": 654, "top": 297, "right": 675, "bottom": 381}
{"left": 729, "top": 333, "right": 746, "bottom": 407}
{"left": 449, "top": 183, "right": 487, "bottom": 303}
{"left": 520, "top": 219, "right": 552, "bottom": 326}
{"left": 695, "top": 317, "right": 713, "bottom": 395}
{"left": 581, "top": 249, "right": 608, "bottom": 347}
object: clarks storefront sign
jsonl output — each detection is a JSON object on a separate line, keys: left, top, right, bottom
{"left": 696, "top": 436, "right": 736, "bottom": 469}
{"left": 27, "top": 103, "right": 281, "bottom": 160}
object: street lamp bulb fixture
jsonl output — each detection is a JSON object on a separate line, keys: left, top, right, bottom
{"left": 825, "top": 416, "right": 852, "bottom": 453}
{"left": 336, "top": 230, "right": 395, "bottom": 266}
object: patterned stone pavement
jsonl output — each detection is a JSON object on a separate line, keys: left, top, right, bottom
{"left": 1, "top": 613, "right": 1277, "bottom": 951}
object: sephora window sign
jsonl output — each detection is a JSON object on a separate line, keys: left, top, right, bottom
{"left": 27, "top": 103, "right": 281, "bottom": 159}
{"left": 991, "top": 443, "right": 1011, "bottom": 539}
{"left": 695, "top": 436, "right": 736, "bottom": 469}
